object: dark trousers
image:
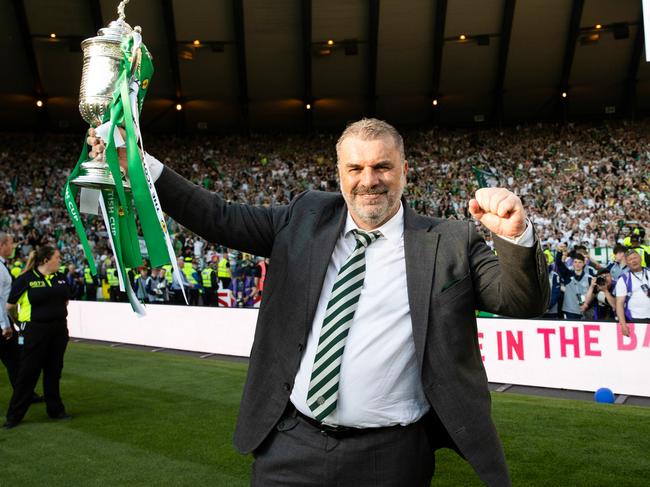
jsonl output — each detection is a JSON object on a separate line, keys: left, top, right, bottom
{"left": 6, "top": 321, "right": 68, "bottom": 423}
{"left": 109, "top": 286, "right": 120, "bottom": 302}
{"left": 203, "top": 289, "right": 218, "bottom": 307}
{"left": 563, "top": 311, "right": 583, "bottom": 320}
{"left": 85, "top": 284, "right": 97, "bottom": 301}
{"left": 0, "top": 332, "right": 20, "bottom": 389}
{"left": 251, "top": 406, "right": 435, "bottom": 487}
{"left": 219, "top": 277, "right": 231, "bottom": 291}
{"left": 171, "top": 290, "right": 185, "bottom": 305}
{"left": 188, "top": 288, "right": 200, "bottom": 306}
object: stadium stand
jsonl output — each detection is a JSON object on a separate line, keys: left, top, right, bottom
{"left": 0, "top": 119, "right": 648, "bottom": 310}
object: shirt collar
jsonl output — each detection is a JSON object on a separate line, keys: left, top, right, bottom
{"left": 343, "top": 202, "right": 404, "bottom": 244}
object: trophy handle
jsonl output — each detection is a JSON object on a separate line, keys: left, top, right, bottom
{"left": 117, "top": 0, "right": 131, "bottom": 23}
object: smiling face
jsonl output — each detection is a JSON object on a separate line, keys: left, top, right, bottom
{"left": 337, "top": 136, "right": 407, "bottom": 230}
{"left": 626, "top": 251, "right": 642, "bottom": 272}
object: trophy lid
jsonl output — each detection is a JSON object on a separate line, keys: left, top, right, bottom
{"left": 98, "top": 20, "right": 133, "bottom": 40}
{"left": 81, "top": 20, "right": 133, "bottom": 49}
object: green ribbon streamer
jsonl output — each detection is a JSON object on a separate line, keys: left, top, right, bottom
{"left": 120, "top": 71, "right": 169, "bottom": 268}
{"left": 103, "top": 94, "right": 143, "bottom": 269}
{"left": 63, "top": 136, "right": 97, "bottom": 275}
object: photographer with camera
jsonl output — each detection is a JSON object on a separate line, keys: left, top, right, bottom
{"left": 615, "top": 250, "right": 650, "bottom": 337}
{"left": 584, "top": 268, "right": 616, "bottom": 321}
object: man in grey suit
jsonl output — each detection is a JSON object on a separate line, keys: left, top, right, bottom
{"left": 89, "top": 119, "right": 549, "bottom": 486}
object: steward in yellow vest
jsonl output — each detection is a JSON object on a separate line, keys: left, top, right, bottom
{"left": 83, "top": 267, "right": 98, "bottom": 301}
{"left": 201, "top": 263, "right": 219, "bottom": 307}
{"left": 217, "top": 256, "right": 231, "bottom": 290}
{"left": 183, "top": 257, "right": 200, "bottom": 306}
{"left": 106, "top": 267, "right": 120, "bottom": 302}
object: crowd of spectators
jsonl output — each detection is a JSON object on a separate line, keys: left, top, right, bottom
{"left": 0, "top": 120, "right": 648, "bottom": 313}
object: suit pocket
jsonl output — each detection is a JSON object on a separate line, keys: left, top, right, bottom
{"left": 434, "top": 273, "right": 472, "bottom": 303}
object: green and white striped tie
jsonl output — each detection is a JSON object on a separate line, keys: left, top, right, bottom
{"left": 307, "top": 229, "right": 382, "bottom": 422}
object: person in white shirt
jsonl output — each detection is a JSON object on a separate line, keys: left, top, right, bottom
{"left": 616, "top": 250, "right": 650, "bottom": 337}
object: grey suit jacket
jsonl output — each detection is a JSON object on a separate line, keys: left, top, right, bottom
{"left": 156, "top": 167, "right": 550, "bottom": 487}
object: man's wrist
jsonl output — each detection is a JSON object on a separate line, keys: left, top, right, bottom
{"left": 495, "top": 219, "right": 534, "bottom": 248}
{"left": 144, "top": 152, "right": 164, "bottom": 182}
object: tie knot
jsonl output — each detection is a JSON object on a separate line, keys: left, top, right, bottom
{"left": 352, "top": 229, "right": 382, "bottom": 248}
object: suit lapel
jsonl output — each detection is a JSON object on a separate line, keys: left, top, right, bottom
{"left": 305, "top": 201, "right": 347, "bottom": 328}
{"left": 403, "top": 205, "right": 439, "bottom": 372}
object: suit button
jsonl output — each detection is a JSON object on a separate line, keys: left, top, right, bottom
{"left": 283, "top": 382, "right": 291, "bottom": 392}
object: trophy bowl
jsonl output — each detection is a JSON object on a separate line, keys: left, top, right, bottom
{"left": 72, "top": 19, "right": 133, "bottom": 189}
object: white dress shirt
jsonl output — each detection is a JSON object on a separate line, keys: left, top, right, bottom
{"left": 291, "top": 203, "right": 430, "bottom": 427}
{"left": 0, "top": 256, "right": 12, "bottom": 331}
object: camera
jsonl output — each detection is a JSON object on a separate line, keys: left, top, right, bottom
{"left": 596, "top": 276, "right": 606, "bottom": 287}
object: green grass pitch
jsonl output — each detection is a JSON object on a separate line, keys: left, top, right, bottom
{"left": 1, "top": 342, "right": 649, "bottom": 486}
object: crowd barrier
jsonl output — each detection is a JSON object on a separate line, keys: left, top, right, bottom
{"left": 67, "top": 302, "right": 650, "bottom": 398}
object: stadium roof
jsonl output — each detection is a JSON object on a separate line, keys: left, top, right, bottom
{"left": 1, "top": 0, "right": 648, "bottom": 132}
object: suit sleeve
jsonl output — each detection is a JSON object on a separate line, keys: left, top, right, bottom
{"left": 155, "top": 166, "right": 301, "bottom": 257}
{"left": 469, "top": 224, "right": 550, "bottom": 318}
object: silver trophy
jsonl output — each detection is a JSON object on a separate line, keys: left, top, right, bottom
{"left": 72, "top": 0, "right": 140, "bottom": 189}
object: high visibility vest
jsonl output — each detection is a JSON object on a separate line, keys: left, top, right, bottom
{"left": 84, "top": 267, "right": 94, "bottom": 284}
{"left": 217, "top": 258, "right": 231, "bottom": 278}
{"left": 162, "top": 264, "right": 173, "bottom": 283}
{"left": 543, "top": 249, "right": 553, "bottom": 265}
{"left": 106, "top": 268, "right": 119, "bottom": 287}
{"left": 10, "top": 264, "right": 21, "bottom": 278}
{"left": 183, "top": 263, "right": 198, "bottom": 285}
{"left": 201, "top": 268, "right": 214, "bottom": 288}
{"left": 641, "top": 244, "right": 650, "bottom": 267}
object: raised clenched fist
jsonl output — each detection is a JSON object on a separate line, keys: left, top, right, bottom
{"left": 468, "top": 188, "right": 527, "bottom": 238}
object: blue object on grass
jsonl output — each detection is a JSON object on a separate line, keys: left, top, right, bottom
{"left": 594, "top": 387, "right": 615, "bottom": 403}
